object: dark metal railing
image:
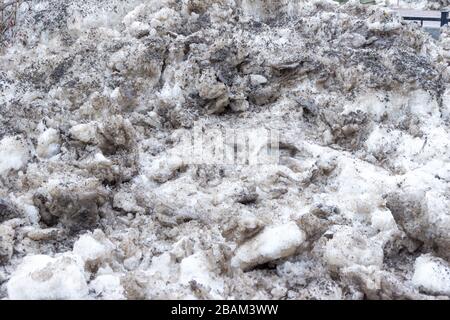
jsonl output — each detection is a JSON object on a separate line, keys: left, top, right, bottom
{"left": 402, "top": 11, "right": 449, "bottom": 27}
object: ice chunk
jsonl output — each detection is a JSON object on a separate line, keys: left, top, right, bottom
{"left": 7, "top": 254, "right": 88, "bottom": 300}
{"left": 412, "top": 254, "right": 450, "bottom": 296}
{"left": 324, "top": 226, "right": 384, "bottom": 269}
{"left": 36, "top": 128, "right": 60, "bottom": 158}
{"left": 69, "top": 122, "right": 98, "bottom": 144}
{"left": 0, "top": 224, "right": 14, "bottom": 264}
{"left": 89, "top": 274, "right": 125, "bottom": 300}
{"left": 250, "top": 74, "right": 268, "bottom": 86}
{"left": 231, "top": 222, "right": 306, "bottom": 270}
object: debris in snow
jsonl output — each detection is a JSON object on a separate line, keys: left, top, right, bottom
{"left": 69, "top": 123, "right": 98, "bottom": 144}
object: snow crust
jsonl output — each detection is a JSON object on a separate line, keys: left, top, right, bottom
{"left": 7, "top": 254, "right": 88, "bottom": 300}
{"left": 0, "top": 0, "right": 450, "bottom": 300}
{"left": 412, "top": 254, "right": 450, "bottom": 296}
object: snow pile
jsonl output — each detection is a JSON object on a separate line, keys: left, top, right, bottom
{"left": 7, "top": 254, "right": 88, "bottom": 300}
{"left": 0, "top": 0, "right": 450, "bottom": 300}
{"left": 412, "top": 254, "right": 450, "bottom": 296}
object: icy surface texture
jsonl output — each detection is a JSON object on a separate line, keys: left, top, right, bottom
{"left": 0, "top": 0, "right": 450, "bottom": 300}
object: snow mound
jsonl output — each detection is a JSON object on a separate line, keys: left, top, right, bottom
{"left": 7, "top": 254, "right": 88, "bottom": 300}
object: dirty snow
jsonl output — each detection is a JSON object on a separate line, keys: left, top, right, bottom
{"left": 0, "top": 0, "right": 450, "bottom": 300}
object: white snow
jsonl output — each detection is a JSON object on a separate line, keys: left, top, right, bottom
{"left": 371, "top": 209, "right": 397, "bottom": 232}
{"left": 412, "top": 254, "right": 450, "bottom": 296}
{"left": 72, "top": 230, "right": 115, "bottom": 267}
{"left": 127, "top": 21, "right": 152, "bottom": 38}
{"left": 89, "top": 274, "right": 125, "bottom": 300}
{"left": 7, "top": 254, "right": 89, "bottom": 300}
{"left": 147, "top": 252, "right": 175, "bottom": 279}
{"left": 232, "top": 222, "right": 306, "bottom": 270}
{"left": 324, "top": 226, "right": 384, "bottom": 269}
{"left": 36, "top": 128, "right": 60, "bottom": 158}
{"left": 250, "top": 74, "right": 268, "bottom": 86}
{"left": 0, "top": 136, "right": 29, "bottom": 176}
{"left": 69, "top": 122, "right": 98, "bottom": 143}
{"left": 0, "top": 224, "right": 15, "bottom": 264}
